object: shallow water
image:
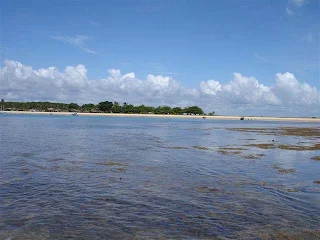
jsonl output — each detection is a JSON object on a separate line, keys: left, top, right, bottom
{"left": 0, "top": 114, "right": 319, "bottom": 239}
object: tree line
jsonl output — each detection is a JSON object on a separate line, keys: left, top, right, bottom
{"left": 3, "top": 101, "right": 215, "bottom": 115}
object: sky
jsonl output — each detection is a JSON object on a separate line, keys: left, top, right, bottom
{"left": 0, "top": 0, "right": 319, "bottom": 116}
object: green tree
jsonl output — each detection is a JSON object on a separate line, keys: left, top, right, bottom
{"left": 69, "top": 103, "right": 79, "bottom": 111}
{"left": 136, "top": 105, "right": 148, "bottom": 114}
{"left": 155, "top": 106, "right": 172, "bottom": 114}
{"left": 172, "top": 107, "right": 182, "bottom": 115}
{"left": 183, "top": 106, "right": 204, "bottom": 115}
{"left": 126, "top": 104, "right": 135, "bottom": 113}
{"left": 112, "top": 102, "right": 122, "bottom": 113}
{"left": 3, "top": 101, "right": 208, "bottom": 116}
{"left": 98, "top": 101, "right": 113, "bottom": 112}
{"left": 81, "top": 103, "right": 95, "bottom": 112}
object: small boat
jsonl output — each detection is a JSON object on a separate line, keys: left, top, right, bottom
{"left": 240, "top": 116, "right": 244, "bottom": 120}
{"left": 72, "top": 112, "right": 78, "bottom": 116}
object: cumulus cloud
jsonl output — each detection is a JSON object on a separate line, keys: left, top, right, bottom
{"left": 51, "top": 35, "right": 97, "bottom": 54}
{"left": 0, "top": 60, "right": 319, "bottom": 116}
{"left": 199, "top": 79, "right": 221, "bottom": 96}
{"left": 222, "top": 73, "right": 279, "bottom": 105}
{"left": 272, "top": 72, "right": 319, "bottom": 106}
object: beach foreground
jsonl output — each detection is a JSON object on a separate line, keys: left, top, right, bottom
{"left": 2, "top": 110, "right": 320, "bottom": 123}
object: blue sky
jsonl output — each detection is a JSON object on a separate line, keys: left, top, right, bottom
{"left": 0, "top": 0, "right": 319, "bottom": 116}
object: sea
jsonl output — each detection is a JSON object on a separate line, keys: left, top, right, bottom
{"left": 0, "top": 114, "right": 319, "bottom": 239}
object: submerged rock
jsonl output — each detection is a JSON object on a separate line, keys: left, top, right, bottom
{"left": 272, "top": 165, "right": 295, "bottom": 174}
{"left": 95, "top": 161, "right": 128, "bottom": 166}
{"left": 192, "top": 146, "right": 209, "bottom": 150}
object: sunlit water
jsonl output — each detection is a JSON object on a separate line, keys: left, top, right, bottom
{"left": 0, "top": 114, "right": 319, "bottom": 239}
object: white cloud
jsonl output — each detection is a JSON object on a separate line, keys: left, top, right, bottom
{"left": 199, "top": 80, "right": 221, "bottom": 96}
{"left": 0, "top": 60, "right": 319, "bottom": 116}
{"left": 51, "top": 35, "right": 96, "bottom": 54}
{"left": 286, "top": 7, "right": 294, "bottom": 16}
{"left": 221, "top": 73, "right": 279, "bottom": 105}
{"left": 253, "top": 53, "right": 268, "bottom": 61}
{"left": 88, "top": 20, "right": 99, "bottom": 27}
{"left": 291, "top": 0, "right": 308, "bottom": 7}
{"left": 304, "top": 33, "right": 313, "bottom": 43}
{"left": 272, "top": 72, "right": 319, "bottom": 106}
{"left": 286, "top": 0, "right": 309, "bottom": 15}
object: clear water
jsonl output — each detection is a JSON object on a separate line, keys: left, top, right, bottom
{"left": 0, "top": 114, "right": 319, "bottom": 239}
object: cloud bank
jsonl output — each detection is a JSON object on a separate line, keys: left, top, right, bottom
{"left": 0, "top": 60, "right": 319, "bottom": 116}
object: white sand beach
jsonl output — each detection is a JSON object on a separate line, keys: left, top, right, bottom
{"left": 2, "top": 111, "right": 319, "bottom": 123}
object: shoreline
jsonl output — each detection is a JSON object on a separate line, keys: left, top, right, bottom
{"left": 1, "top": 111, "right": 319, "bottom": 123}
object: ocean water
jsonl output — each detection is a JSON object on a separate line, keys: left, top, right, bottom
{"left": 0, "top": 114, "right": 319, "bottom": 239}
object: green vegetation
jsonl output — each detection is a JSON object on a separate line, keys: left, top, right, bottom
{"left": 97, "top": 101, "right": 113, "bottom": 112}
{"left": 68, "top": 102, "right": 79, "bottom": 111}
{"left": 2, "top": 101, "right": 209, "bottom": 115}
